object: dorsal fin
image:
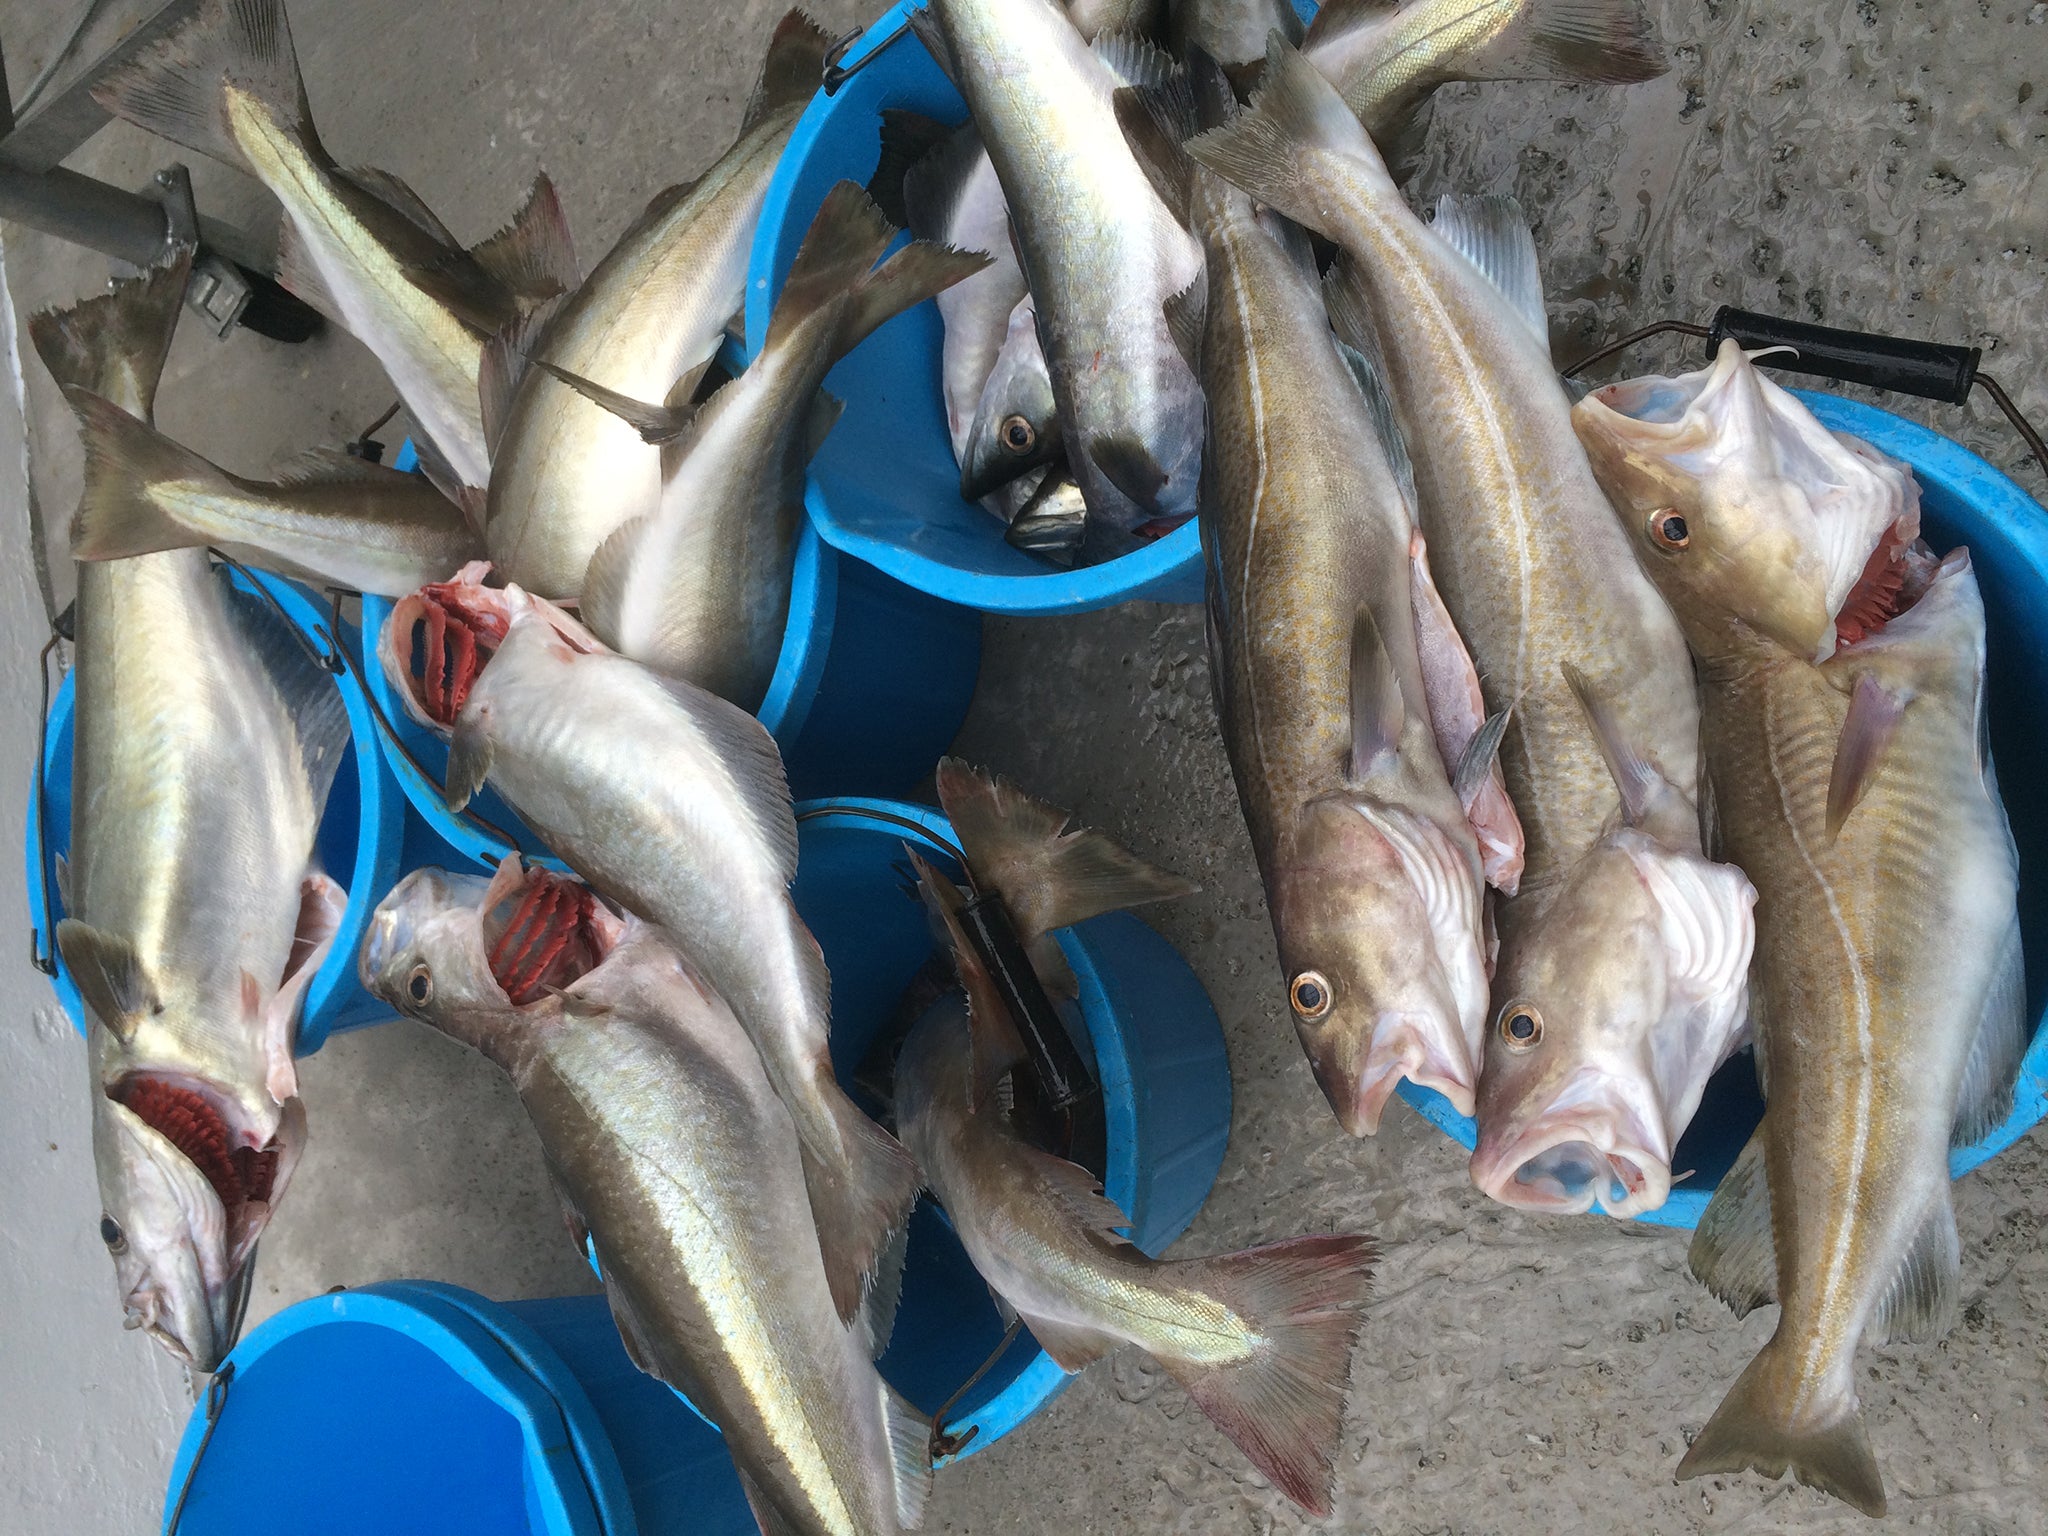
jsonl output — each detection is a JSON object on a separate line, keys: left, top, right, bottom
{"left": 1163, "top": 279, "right": 1203, "bottom": 373}
{"left": 1428, "top": 194, "right": 1550, "bottom": 354}
{"left": 871, "top": 109, "right": 957, "bottom": 231}
{"left": 740, "top": 8, "right": 831, "bottom": 133}
{"left": 908, "top": 847, "right": 1028, "bottom": 1106}
{"left": 1113, "top": 72, "right": 1198, "bottom": 218}
{"left": 479, "top": 294, "right": 566, "bottom": 457}
{"left": 1092, "top": 29, "right": 1174, "bottom": 88}
{"left": 273, "top": 447, "right": 418, "bottom": 486}
{"left": 1688, "top": 1129, "right": 1776, "bottom": 1316}
{"left": 470, "top": 172, "right": 580, "bottom": 308}
{"left": 1302, "top": 0, "right": 1400, "bottom": 48}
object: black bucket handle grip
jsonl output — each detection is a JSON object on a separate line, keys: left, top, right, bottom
{"left": 1706, "top": 307, "right": 1977, "bottom": 404}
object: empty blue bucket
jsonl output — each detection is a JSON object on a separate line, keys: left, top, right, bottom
{"left": 24, "top": 566, "right": 404, "bottom": 1053}
{"left": 360, "top": 442, "right": 984, "bottom": 871}
{"left": 161, "top": 796, "right": 1231, "bottom": 1532}
{"left": 746, "top": 0, "right": 1206, "bottom": 615}
{"left": 1400, "top": 394, "right": 2048, "bottom": 1229}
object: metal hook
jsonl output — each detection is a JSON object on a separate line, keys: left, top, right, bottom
{"left": 821, "top": 19, "right": 913, "bottom": 95}
{"left": 206, "top": 549, "right": 346, "bottom": 675}
{"left": 928, "top": 1314, "right": 1023, "bottom": 1463}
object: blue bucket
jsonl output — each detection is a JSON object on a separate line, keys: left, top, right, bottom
{"left": 1400, "top": 394, "right": 2048, "bottom": 1229}
{"left": 24, "top": 566, "right": 404, "bottom": 1053}
{"left": 360, "top": 443, "right": 984, "bottom": 871}
{"left": 746, "top": 0, "right": 1206, "bottom": 615}
{"left": 161, "top": 797, "right": 1232, "bottom": 1532}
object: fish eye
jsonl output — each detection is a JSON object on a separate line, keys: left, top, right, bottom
{"left": 100, "top": 1215, "right": 126, "bottom": 1253}
{"left": 406, "top": 964, "right": 433, "bottom": 1007}
{"left": 1499, "top": 1005, "right": 1543, "bottom": 1049}
{"left": 1289, "top": 970, "right": 1333, "bottom": 1022}
{"left": 1649, "top": 509, "right": 1690, "bottom": 551}
{"left": 1000, "top": 415, "right": 1035, "bottom": 454}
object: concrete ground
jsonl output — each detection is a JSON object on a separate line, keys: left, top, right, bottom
{"left": 1, "top": 0, "right": 2043, "bottom": 1532}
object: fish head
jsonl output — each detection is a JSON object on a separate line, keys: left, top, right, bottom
{"left": 1472, "top": 832, "right": 1755, "bottom": 1218}
{"left": 960, "top": 303, "right": 1062, "bottom": 501}
{"left": 362, "top": 860, "right": 621, "bottom": 1042}
{"left": 1572, "top": 340, "right": 1915, "bottom": 663}
{"left": 91, "top": 1068, "right": 305, "bottom": 1371}
{"left": 1272, "top": 796, "right": 1489, "bottom": 1136}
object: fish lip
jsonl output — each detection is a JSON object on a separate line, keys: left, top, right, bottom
{"left": 1338, "top": 1018, "right": 1478, "bottom": 1136}
{"left": 1470, "top": 1119, "right": 1669, "bottom": 1219}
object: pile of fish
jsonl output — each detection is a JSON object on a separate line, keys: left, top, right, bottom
{"left": 28, "top": 0, "right": 2031, "bottom": 1523}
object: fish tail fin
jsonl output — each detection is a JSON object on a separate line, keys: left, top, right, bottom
{"left": 1449, "top": 0, "right": 1667, "bottom": 86}
{"left": 27, "top": 247, "right": 193, "bottom": 415}
{"left": 769, "top": 181, "right": 992, "bottom": 361}
{"left": 882, "top": 1382, "right": 932, "bottom": 1526}
{"left": 799, "top": 1093, "right": 923, "bottom": 1328}
{"left": 1183, "top": 35, "right": 1389, "bottom": 241}
{"left": 1158, "top": 1233, "right": 1379, "bottom": 1517}
{"left": 90, "top": 0, "right": 315, "bottom": 174}
{"left": 933, "top": 757, "right": 1196, "bottom": 992}
{"left": 1677, "top": 1343, "right": 1885, "bottom": 1517}
{"left": 742, "top": 9, "right": 832, "bottom": 133}
{"left": 62, "top": 385, "right": 232, "bottom": 561}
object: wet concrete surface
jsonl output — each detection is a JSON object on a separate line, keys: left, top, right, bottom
{"left": 0, "top": 0, "right": 2042, "bottom": 1531}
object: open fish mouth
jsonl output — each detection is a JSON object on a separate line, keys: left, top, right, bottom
{"left": 112, "top": 1074, "right": 282, "bottom": 1234}
{"left": 1471, "top": 1122, "right": 1668, "bottom": 1218}
{"left": 480, "top": 866, "right": 610, "bottom": 1004}
{"left": 384, "top": 566, "right": 514, "bottom": 727}
{"left": 1345, "top": 1019, "right": 1478, "bottom": 1135}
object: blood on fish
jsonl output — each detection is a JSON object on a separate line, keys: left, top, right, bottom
{"left": 118, "top": 1080, "right": 244, "bottom": 1215}
{"left": 487, "top": 871, "right": 603, "bottom": 1004}
{"left": 407, "top": 579, "right": 511, "bottom": 725}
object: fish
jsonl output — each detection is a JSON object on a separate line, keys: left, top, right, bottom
{"left": 1004, "top": 470, "right": 1089, "bottom": 564}
{"left": 1068, "top": 0, "right": 1165, "bottom": 39}
{"left": 895, "top": 781, "right": 1374, "bottom": 1517}
{"left": 63, "top": 387, "right": 481, "bottom": 598}
{"left": 377, "top": 566, "right": 920, "bottom": 1323}
{"left": 361, "top": 860, "right": 931, "bottom": 1536}
{"left": 32, "top": 248, "right": 351, "bottom": 1372}
{"left": 1574, "top": 341, "right": 2027, "bottom": 1516}
{"left": 1301, "top": 0, "right": 1664, "bottom": 178}
{"left": 483, "top": 11, "right": 828, "bottom": 600}
{"left": 1168, "top": 0, "right": 1304, "bottom": 70}
{"left": 540, "top": 182, "right": 988, "bottom": 710}
{"left": 1181, "top": 65, "right": 1519, "bottom": 1135}
{"left": 959, "top": 297, "right": 1063, "bottom": 503}
{"left": 897, "top": 116, "right": 1030, "bottom": 469}
{"left": 923, "top": 0, "right": 1206, "bottom": 532}
{"left": 93, "top": 0, "right": 578, "bottom": 491}
{"left": 1189, "top": 43, "right": 1753, "bottom": 1212}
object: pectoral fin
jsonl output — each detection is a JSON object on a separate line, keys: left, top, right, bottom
{"left": 1347, "top": 605, "right": 1404, "bottom": 780}
{"left": 1825, "top": 673, "right": 1906, "bottom": 842}
{"left": 55, "top": 920, "right": 158, "bottom": 1039}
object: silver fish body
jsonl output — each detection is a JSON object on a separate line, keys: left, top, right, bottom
{"left": 934, "top": 0, "right": 1205, "bottom": 530}
{"left": 485, "top": 12, "right": 827, "bottom": 599}
{"left": 362, "top": 868, "right": 927, "bottom": 1536}
{"left": 378, "top": 575, "right": 919, "bottom": 1321}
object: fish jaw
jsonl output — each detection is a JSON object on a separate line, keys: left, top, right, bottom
{"left": 1572, "top": 340, "right": 1917, "bottom": 664}
{"left": 1271, "top": 797, "right": 1489, "bottom": 1134}
{"left": 1473, "top": 833, "right": 1754, "bottom": 1218}
{"left": 92, "top": 1068, "right": 304, "bottom": 1371}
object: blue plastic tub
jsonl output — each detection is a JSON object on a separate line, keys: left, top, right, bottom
{"left": 1401, "top": 393, "right": 2048, "bottom": 1229}
{"left": 24, "top": 566, "right": 404, "bottom": 1052}
{"left": 361, "top": 443, "right": 984, "bottom": 871}
{"left": 746, "top": 0, "right": 1206, "bottom": 615}
{"left": 161, "top": 797, "right": 1232, "bottom": 1532}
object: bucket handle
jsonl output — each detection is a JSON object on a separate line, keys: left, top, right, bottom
{"left": 163, "top": 1360, "right": 235, "bottom": 1536}
{"left": 1562, "top": 309, "right": 2048, "bottom": 490}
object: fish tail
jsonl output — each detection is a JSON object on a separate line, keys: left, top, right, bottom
{"left": 1183, "top": 35, "right": 1390, "bottom": 242}
{"left": 767, "top": 181, "right": 992, "bottom": 362}
{"left": 1157, "top": 1233, "right": 1379, "bottom": 1517}
{"left": 62, "top": 385, "right": 233, "bottom": 562}
{"left": 798, "top": 1090, "right": 923, "bottom": 1329}
{"left": 90, "top": 0, "right": 315, "bottom": 175}
{"left": 1439, "top": 0, "right": 1667, "bottom": 87}
{"left": 27, "top": 248, "right": 192, "bottom": 417}
{"left": 933, "top": 757, "right": 1196, "bottom": 992}
{"left": 743, "top": 9, "right": 833, "bottom": 134}
{"left": 1677, "top": 1342, "right": 1886, "bottom": 1517}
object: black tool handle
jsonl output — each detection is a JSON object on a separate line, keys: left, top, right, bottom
{"left": 961, "top": 893, "right": 1096, "bottom": 1114}
{"left": 1708, "top": 307, "right": 1979, "bottom": 405}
